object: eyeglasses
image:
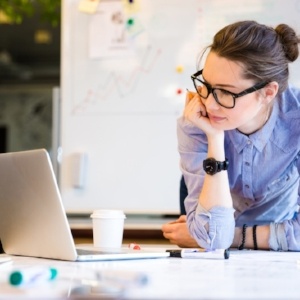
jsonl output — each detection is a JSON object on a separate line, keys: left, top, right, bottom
{"left": 191, "top": 69, "right": 269, "bottom": 109}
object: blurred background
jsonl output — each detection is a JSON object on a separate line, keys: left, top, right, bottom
{"left": 0, "top": 0, "right": 60, "bottom": 154}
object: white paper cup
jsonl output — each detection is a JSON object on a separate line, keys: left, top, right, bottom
{"left": 90, "top": 210, "right": 126, "bottom": 248}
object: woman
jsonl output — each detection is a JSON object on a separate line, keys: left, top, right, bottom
{"left": 162, "top": 20, "right": 300, "bottom": 251}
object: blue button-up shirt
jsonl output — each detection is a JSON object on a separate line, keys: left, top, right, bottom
{"left": 179, "top": 85, "right": 300, "bottom": 251}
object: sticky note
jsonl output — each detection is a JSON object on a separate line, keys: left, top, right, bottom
{"left": 78, "top": 0, "right": 100, "bottom": 14}
{"left": 122, "top": 0, "right": 140, "bottom": 14}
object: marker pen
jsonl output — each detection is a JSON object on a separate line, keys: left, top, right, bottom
{"left": 166, "top": 248, "right": 230, "bottom": 259}
{"left": 9, "top": 267, "right": 58, "bottom": 286}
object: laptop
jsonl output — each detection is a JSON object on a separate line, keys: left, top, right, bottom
{"left": 0, "top": 149, "right": 170, "bottom": 261}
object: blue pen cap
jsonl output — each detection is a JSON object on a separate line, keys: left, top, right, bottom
{"left": 50, "top": 267, "right": 58, "bottom": 280}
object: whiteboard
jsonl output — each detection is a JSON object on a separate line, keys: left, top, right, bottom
{"left": 60, "top": 0, "right": 300, "bottom": 214}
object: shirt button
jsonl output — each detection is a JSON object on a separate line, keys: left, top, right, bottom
{"left": 245, "top": 184, "right": 250, "bottom": 189}
{"left": 207, "top": 239, "right": 210, "bottom": 244}
{"left": 247, "top": 140, "right": 252, "bottom": 145}
{"left": 245, "top": 162, "right": 250, "bottom": 166}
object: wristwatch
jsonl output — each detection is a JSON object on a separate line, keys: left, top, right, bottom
{"left": 203, "top": 158, "right": 229, "bottom": 175}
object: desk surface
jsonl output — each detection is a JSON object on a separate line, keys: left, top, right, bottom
{"left": 1, "top": 246, "right": 300, "bottom": 299}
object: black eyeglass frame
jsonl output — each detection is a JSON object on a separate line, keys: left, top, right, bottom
{"left": 191, "top": 69, "right": 269, "bottom": 109}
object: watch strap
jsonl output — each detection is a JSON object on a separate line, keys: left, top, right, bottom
{"left": 217, "top": 158, "right": 229, "bottom": 171}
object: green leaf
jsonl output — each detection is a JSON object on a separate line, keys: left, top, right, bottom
{"left": 0, "top": 0, "right": 60, "bottom": 26}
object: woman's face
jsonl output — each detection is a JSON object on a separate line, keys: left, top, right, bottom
{"left": 201, "top": 51, "right": 268, "bottom": 133}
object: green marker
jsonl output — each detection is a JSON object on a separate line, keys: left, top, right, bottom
{"left": 9, "top": 267, "right": 58, "bottom": 286}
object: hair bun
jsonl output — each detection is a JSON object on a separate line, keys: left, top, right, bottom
{"left": 275, "top": 24, "right": 300, "bottom": 62}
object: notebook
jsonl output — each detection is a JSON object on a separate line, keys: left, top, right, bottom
{"left": 0, "top": 149, "right": 170, "bottom": 261}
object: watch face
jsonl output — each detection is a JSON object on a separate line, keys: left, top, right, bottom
{"left": 203, "top": 159, "right": 217, "bottom": 175}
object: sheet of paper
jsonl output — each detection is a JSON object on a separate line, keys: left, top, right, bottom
{"left": 89, "top": 1, "right": 134, "bottom": 59}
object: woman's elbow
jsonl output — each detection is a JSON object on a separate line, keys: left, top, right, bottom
{"left": 190, "top": 223, "right": 235, "bottom": 250}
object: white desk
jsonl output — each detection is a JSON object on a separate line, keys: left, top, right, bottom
{"left": 1, "top": 247, "right": 300, "bottom": 299}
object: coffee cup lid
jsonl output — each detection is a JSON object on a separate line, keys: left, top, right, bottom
{"left": 90, "top": 209, "right": 126, "bottom": 219}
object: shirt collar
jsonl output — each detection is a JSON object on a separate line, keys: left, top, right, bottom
{"left": 227, "top": 100, "right": 279, "bottom": 153}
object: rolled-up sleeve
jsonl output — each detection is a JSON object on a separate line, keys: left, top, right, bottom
{"left": 269, "top": 211, "right": 300, "bottom": 251}
{"left": 186, "top": 199, "right": 235, "bottom": 249}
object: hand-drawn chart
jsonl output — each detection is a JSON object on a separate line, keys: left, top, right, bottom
{"left": 72, "top": 46, "right": 163, "bottom": 115}
{"left": 66, "top": 0, "right": 201, "bottom": 116}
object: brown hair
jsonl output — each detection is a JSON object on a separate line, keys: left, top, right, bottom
{"left": 201, "top": 21, "right": 300, "bottom": 94}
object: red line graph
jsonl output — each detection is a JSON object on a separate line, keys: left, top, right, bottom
{"left": 72, "top": 46, "right": 162, "bottom": 115}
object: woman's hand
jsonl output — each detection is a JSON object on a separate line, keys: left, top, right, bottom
{"left": 184, "top": 90, "right": 220, "bottom": 136}
{"left": 161, "top": 215, "right": 199, "bottom": 248}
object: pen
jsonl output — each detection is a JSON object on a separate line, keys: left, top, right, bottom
{"left": 166, "top": 248, "right": 230, "bottom": 259}
{"left": 9, "top": 266, "right": 58, "bottom": 286}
